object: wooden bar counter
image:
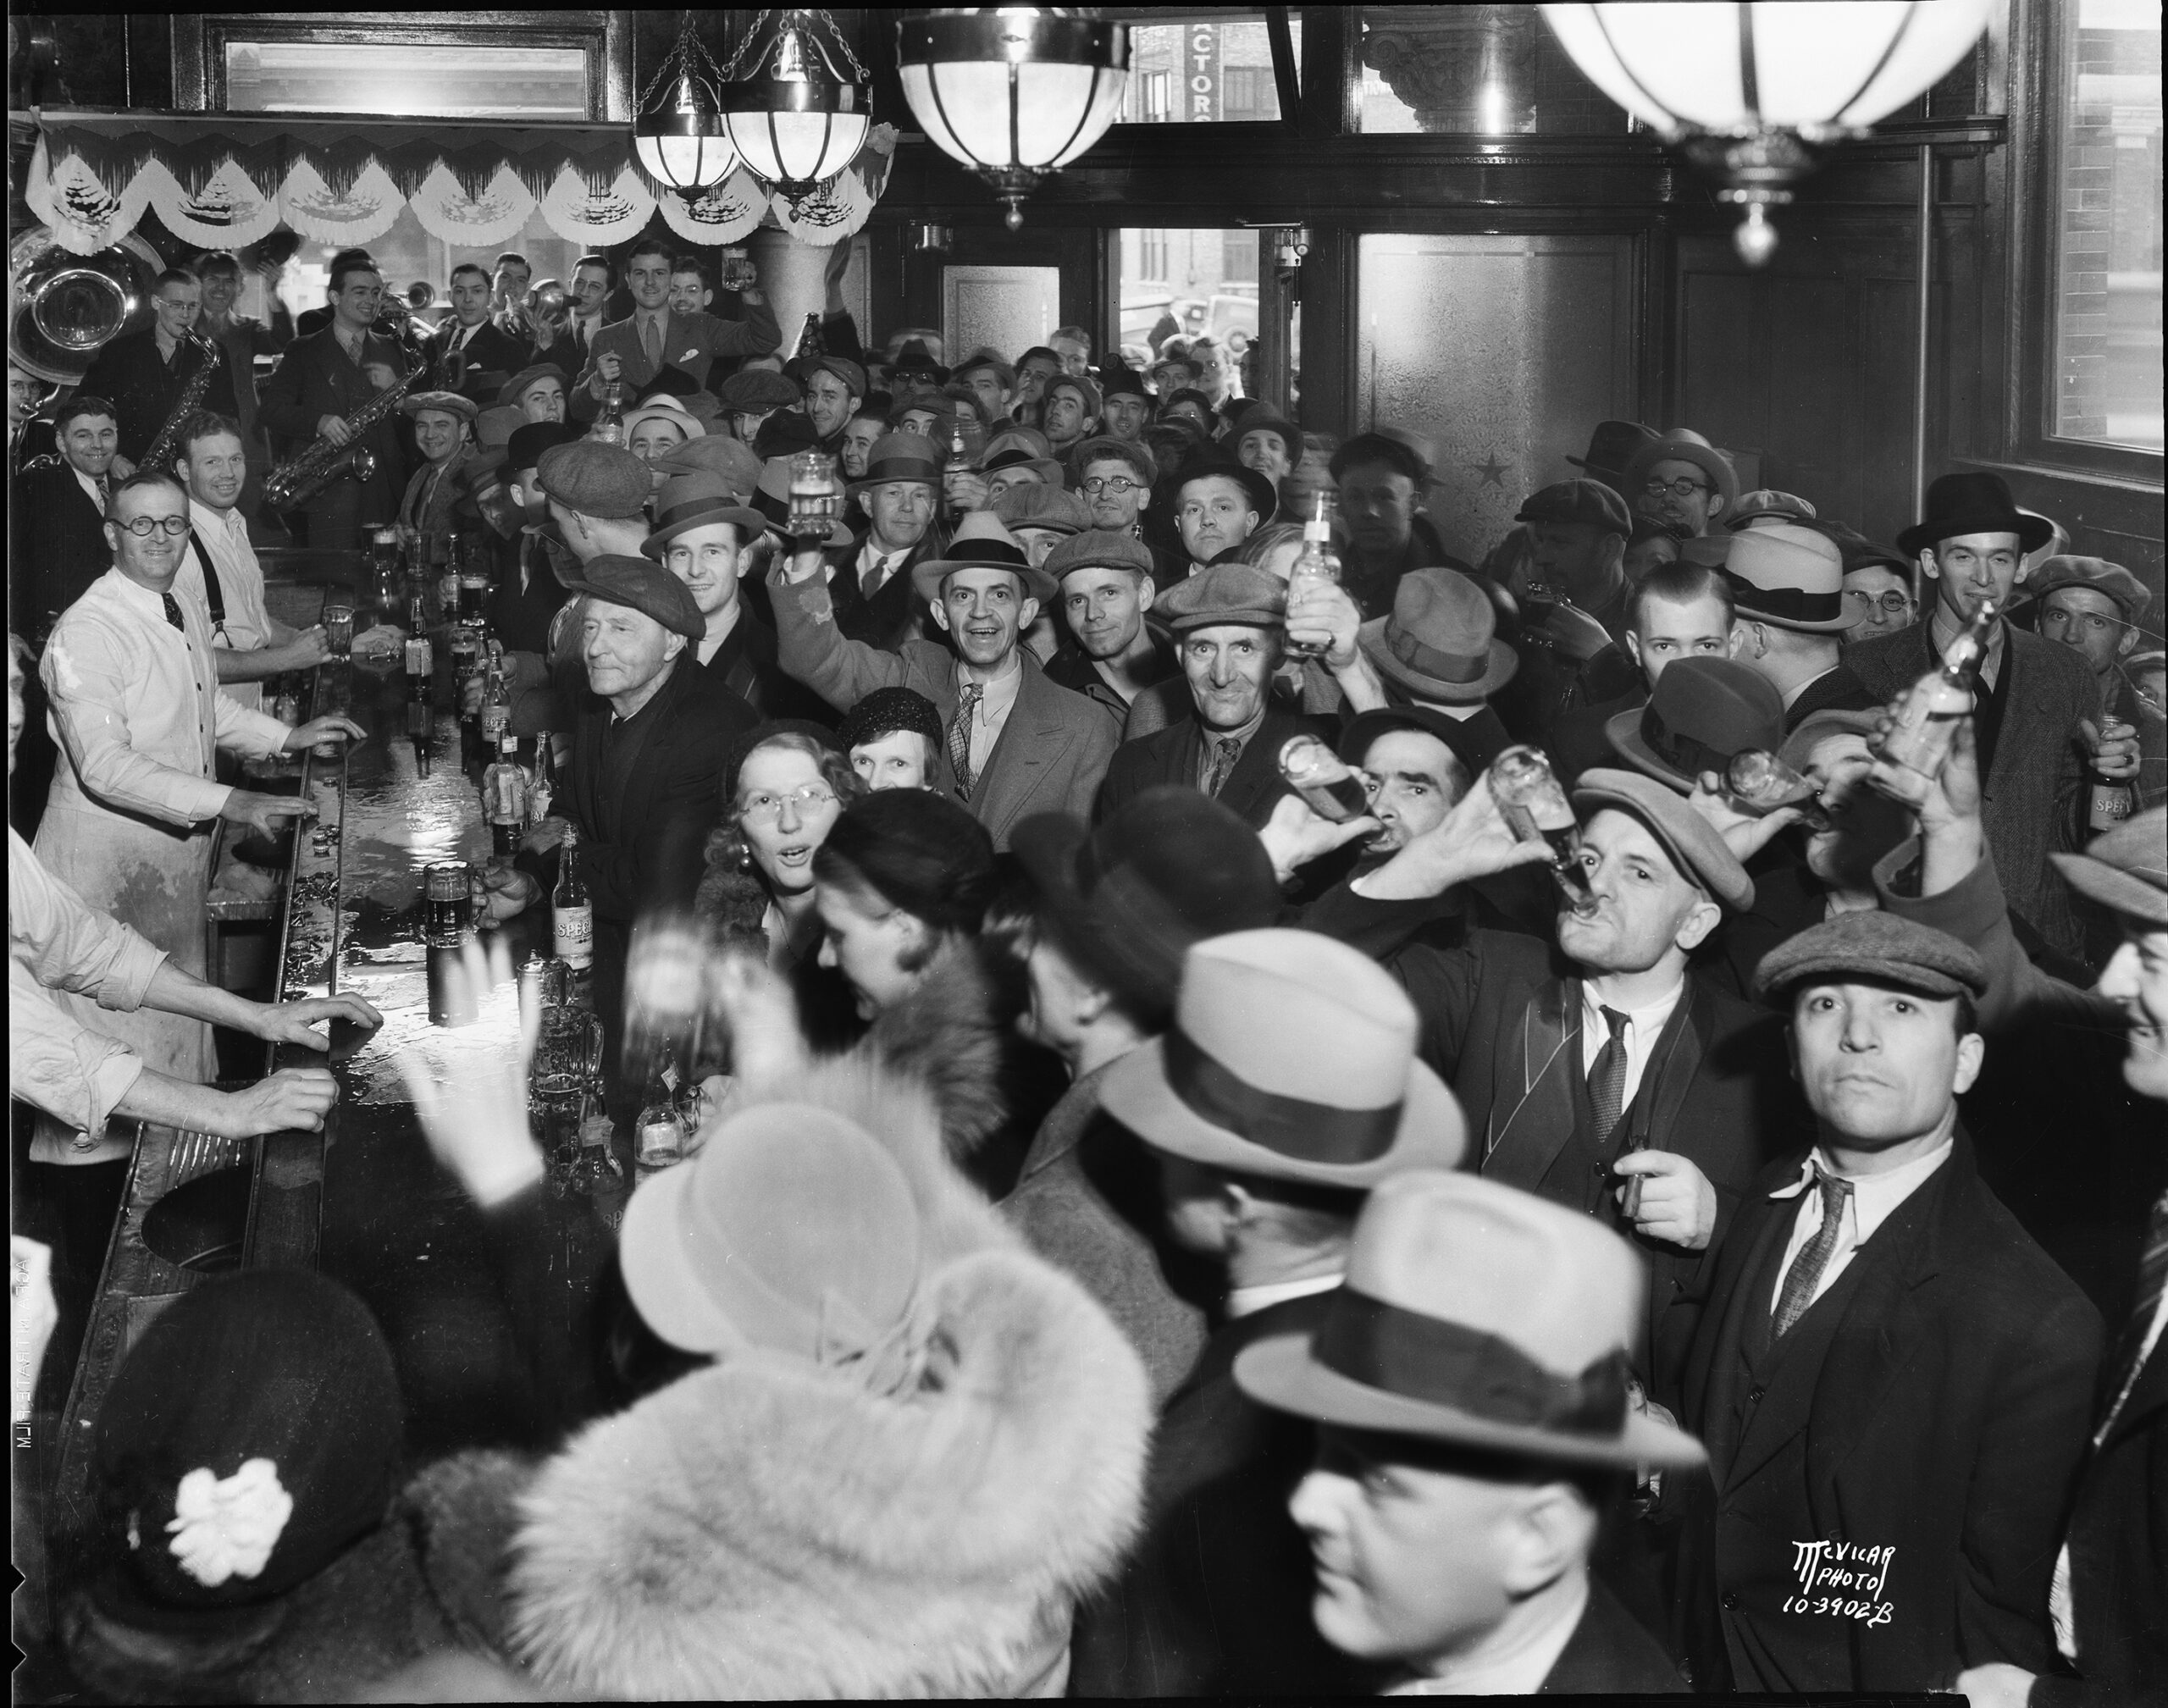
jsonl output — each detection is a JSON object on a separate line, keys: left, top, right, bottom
{"left": 44, "top": 588, "right": 619, "bottom": 1606}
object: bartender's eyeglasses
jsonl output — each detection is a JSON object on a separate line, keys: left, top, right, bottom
{"left": 740, "top": 785, "right": 838, "bottom": 821}
{"left": 1643, "top": 476, "right": 1712, "bottom": 500}
{"left": 1081, "top": 475, "right": 1142, "bottom": 496}
{"left": 114, "top": 516, "right": 191, "bottom": 537}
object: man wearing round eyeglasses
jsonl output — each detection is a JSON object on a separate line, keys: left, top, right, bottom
{"left": 1839, "top": 551, "right": 1917, "bottom": 644}
{"left": 33, "top": 469, "right": 364, "bottom": 1173}
{"left": 1621, "top": 430, "right": 1737, "bottom": 539}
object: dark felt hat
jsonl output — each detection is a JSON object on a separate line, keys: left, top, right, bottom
{"left": 1752, "top": 909, "right": 1989, "bottom": 1004}
{"left": 1171, "top": 451, "right": 1278, "bottom": 525}
{"left": 1338, "top": 705, "right": 1506, "bottom": 784}
{"left": 650, "top": 434, "right": 764, "bottom": 500}
{"left": 1516, "top": 478, "right": 1632, "bottom": 538}
{"left": 2051, "top": 804, "right": 2168, "bottom": 926}
{"left": 888, "top": 340, "right": 948, "bottom": 386}
{"left": 838, "top": 687, "right": 943, "bottom": 752}
{"left": 641, "top": 472, "right": 767, "bottom": 557}
{"left": 849, "top": 429, "right": 944, "bottom": 495}
{"left": 90, "top": 1271, "right": 403, "bottom": 1615}
{"left": 1235, "top": 1170, "right": 1706, "bottom": 1471}
{"left": 1012, "top": 785, "right": 1282, "bottom": 1020}
{"left": 1897, "top": 471, "right": 2055, "bottom": 558}
{"left": 910, "top": 511, "right": 1057, "bottom": 605}
{"left": 1329, "top": 430, "right": 1429, "bottom": 488}
{"left": 569, "top": 553, "right": 706, "bottom": 641}
{"left": 1605, "top": 655, "right": 1786, "bottom": 793}
{"left": 1573, "top": 766, "right": 1755, "bottom": 911}
{"left": 954, "top": 347, "right": 1017, "bottom": 393}
{"left": 1098, "top": 358, "right": 1150, "bottom": 402}
{"left": 1566, "top": 420, "right": 1661, "bottom": 487}
{"left": 750, "top": 410, "right": 821, "bottom": 460}
{"left": 1358, "top": 567, "right": 1518, "bottom": 704}
{"left": 505, "top": 420, "right": 584, "bottom": 474}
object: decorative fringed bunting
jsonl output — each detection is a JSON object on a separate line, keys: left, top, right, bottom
{"left": 26, "top": 112, "right": 892, "bottom": 255}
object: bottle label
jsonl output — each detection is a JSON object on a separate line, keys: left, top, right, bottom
{"left": 2090, "top": 782, "right": 2134, "bottom": 830}
{"left": 528, "top": 784, "right": 553, "bottom": 824}
{"left": 636, "top": 1118, "right": 683, "bottom": 1167}
{"left": 405, "top": 637, "right": 432, "bottom": 676}
{"left": 481, "top": 705, "right": 509, "bottom": 743}
{"left": 554, "top": 904, "right": 594, "bottom": 968}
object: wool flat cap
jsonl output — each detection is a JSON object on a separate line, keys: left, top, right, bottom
{"left": 506, "top": 420, "right": 584, "bottom": 473}
{"left": 570, "top": 553, "right": 706, "bottom": 641}
{"left": 1070, "top": 434, "right": 1156, "bottom": 487}
{"left": 1156, "top": 561, "right": 1287, "bottom": 631}
{"left": 399, "top": 390, "right": 476, "bottom": 423}
{"left": 805, "top": 353, "right": 868, "bottom": 399}
{"left": 1045, "top": 528, "right": 1153, "bottom": 582}
{"left": 1330, "top": 430, "right": 1429, "bottom": 487}
{"left": 992, "top": 482, "right": 1092, "bottom": 536}
{"left": 474, "top": 405, "right": 523, "bottom": 450}
{"left": 1730, "top": 489, "right": 1818, "bottom": 528}
{"left": 1516, "top": 478, "right": 1632, "bottom": 537}
{"left": 1230, "top": 401, "right": 1299, "bottom": 458}
{"left": 2050, "top": 804, "right": 2168, "bottom": 926}
{"left": 838, "top": 686, "right": 944, "bottom": 751}
{"left": 650, "top": 434, "right": 764, "bottom": 500}
{"left": 716, "top": 368, "right": 802, "bottom": 413}
{"left": 498, "top": 363, "right": 570, "bottom": 406}
{"left": 1752, "top": 910, "right": 1989, "bottom": 1004}
{"left": 1048, "top": 373, "right": 1103, "bottom": 417}
{"left": 954, "top": 347, "right": 1017, "bottom": 392}
{"left": 2031, "top": 555, "right": 2153, "bottom": 622}
{"left": 536, "top": 440, "right": 652, "bottom": 519}
{"left": 1573, "top": 766, "right": 1755, "bottom": 911}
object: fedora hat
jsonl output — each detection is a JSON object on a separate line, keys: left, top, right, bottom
{"left": 1717, "top": 522, "right": 1861, "bottom": 633}
{"left": 2051, "top": 804, "right": 2168, "bottom": 927}
{"left": 981, "top": 430, "right": 1066, "bottom": 489}
{"left": 1897, "top": 471, "right": 2055, "bottom": 558}
{"left": 1358, "top": 567, "right": 1519, "bottom": 705}
{"left": 651, "top": 434, "right": 763, "bottom": 500}
{"left": 848, "top": 429, "right": 943, "bottom": 496}
{"left": 1623, "top": 429, "right": 1739, "bottom": 521}
{"left": 620, "top": 399, "right": 705, "bottom": 445}
{"left": 1012, "top": 787, "right": 1283, "bottom": 1021}
{"left": 910, "top": 510, "right": 1056, "bottom": 605}
{"left": 1566, "top": 420, "right": 1661, "bottom": 489}
{"left": 641, "top": 472, "right": 768, "bottom": 558}
{"left": 1234, "top": 1170, "right": 1707, "bottom": 1470}
{"left": 1171, "top": 451, "right": 1279, "bottom": 526}
{"left": 1606, "top": 655, "right": 1786, "bottom": 794}
{"left": 1229, "top": 401, "right": 1300, "bottom": 461}
{"left": 1101, "top": 929, "right": 1468, "bottom": 1188}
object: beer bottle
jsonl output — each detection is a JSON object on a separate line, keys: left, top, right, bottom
{"left": 404, "top": 590, "right": 434, "bottom": 704}
{"left": 1725, "top": 749, "right": 1833, "bottom": 833}
{"left": 1285, "top": 489, "right": 1342, "bottom": 661}
{"left": 2089, "top": 754, "right": 2135, "bottom": 831}
{"left": 568, "top": 1075, "right": 626, "bottom": 1204}
{"left": 484, "top": 734, "right": 529, "bottom": 860}
{"left": 1877, "top": 597, "right": 1999, "bottom": 786}
{"left": 794, "top": 312, "right": 825, "bottom": 363}
{"left": 479, "top": 648, "right": 512, "bottom": 746}
{"left": 552, "top": 825, "right": 593, "bottom": 971}
{"left": 529, "top": 731, "right": 556, "bottom": 824}
{"left": 1279, "top": 734, "right": 1369, "bottom": 822}
{"left": 593, "top": 380, "right": 625, "bottom": 447}
{"left": 633, "top": 1047, "right": 688, "bottom": 1174}
{"left": 1489, "top": 746, "right": 1597, "bottom": 915}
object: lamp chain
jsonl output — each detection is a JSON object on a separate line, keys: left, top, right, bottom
{"left": 635, "top": 9, "right": 726, "bottom": 113}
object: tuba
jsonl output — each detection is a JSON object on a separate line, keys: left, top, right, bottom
{"left": 8, "top": 225, "right": 163, "bottom": 386}
{"left": 138, "top": 333, "right": 227, "bottom": 473}
{"left": 263, "top": 320, "right": 463, "bottom": 512}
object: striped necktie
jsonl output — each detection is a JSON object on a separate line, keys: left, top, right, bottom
{"left": 1587, "top": 1005, "right": 1630, "bottom": 1145}
{"left": 1773, "top": 1169, "right": 1856, "bottom": 1339}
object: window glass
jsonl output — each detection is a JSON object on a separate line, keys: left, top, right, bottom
{"left": 2049, "top": 0, "right": 2162, "bottom": 450}
{"left": 1113, "top": 11, "right": 1297, "bottom": 124}
{"left": 1119, "top": 230, "right": 1259, "bottom": 366}
{"left": 1359, "top": 6, "right": 1628, "bottom": 135}
{"left": 225, "top": 41, "right": 589, "bottom": 118}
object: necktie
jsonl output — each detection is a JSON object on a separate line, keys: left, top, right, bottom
{"left": 642, "top": 315, "right": 662, "bottom": 371}
{"left": 1586, "top": 1005, "right": 1631, "bottom": 1146}
{"left": 948, "top": 683, "right": 984, "bottom": 799}
{"left": 1205, "top": 736, "right": 1242, "bottom": 798}
{"left": 860, "top": 553, "right": 892, "bottom": 600}
{"left": 159, "top": 590, "right": 186, "bottom": 631}
{"left": 1773, "top": 1169, "right": 1856, "bottom": 1339}
{"left": 2104, "top": 1190, "right": 2168, "bottom": 1430}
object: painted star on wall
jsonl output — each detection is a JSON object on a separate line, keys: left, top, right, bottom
{"left": 1469, "top": 452, "right": 1513, "bottom": 489}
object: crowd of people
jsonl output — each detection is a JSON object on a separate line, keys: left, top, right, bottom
{"left": 8, "top": 233, "right": 2166, "bottom": 1703}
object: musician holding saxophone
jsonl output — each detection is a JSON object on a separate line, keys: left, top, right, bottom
{"left": 256, "top": 257, "right": 412, "bottom": 549}
{"left": 75, "top": 270, "right": 239, "bottom": 471}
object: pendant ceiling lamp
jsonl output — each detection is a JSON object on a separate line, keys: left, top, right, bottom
{"left": 633, "top": 11, "right": 738, "bottom": 198}
{"left": 897, "top": 8, "right": 1131, "bottom": 230}
{"left": 717, "top": 8, "right": 874, "bottom": 204}
{"left": 1540, "top": 1, "right": 1994, "bottom": 264}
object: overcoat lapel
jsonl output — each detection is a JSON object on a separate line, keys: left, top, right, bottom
{"left": 1484, "top": 977, "right": 1581, "bottom": 1190}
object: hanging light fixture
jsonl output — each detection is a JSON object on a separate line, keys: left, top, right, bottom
{"left": 633, "top": 11, "right": 739, "bottom": 198}
{"left": 1540, "top": 2, "right": 1994, "bottom": 265}
{"left": 896, "top": 8, "right": 1131, "bottom": 231}
{"left": 717, "top": 8, "right": 874, "bottom": 205}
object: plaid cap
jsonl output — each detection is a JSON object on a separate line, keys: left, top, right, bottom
{"left": 1752, "top": 909, "right": 1989, "bottom": 1004}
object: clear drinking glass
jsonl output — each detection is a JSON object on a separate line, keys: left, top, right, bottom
{"left": 322, "top": 603, "right": 356, "bottom": 656}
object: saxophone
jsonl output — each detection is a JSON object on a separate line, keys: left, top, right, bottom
{"left": 263, "top": 322, "right": 461, "bottom": 511}
{"left": 137, "top": 333, "right": 224, "bottom": 473}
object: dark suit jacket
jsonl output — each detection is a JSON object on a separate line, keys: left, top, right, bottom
{"left": 8, "top": 461, "right": 110, "bottom": 641}
{"left": 824, "top": 531, "right": 943, "bottom": 654}
{"left": 1094, "top": 707, "right": 1327, "bottom": 832}
{"left": 484, "top": 531, "right": 574, "bottom": 660}
{"left": 1542, "top": 1580, "right": 1690, "bottom": 1694}
{"left": 768, "top": 565, "right": 1119, "bottom": 850}
{"left": 257, "top": 326, "right": 414, "bottom": 528}
{"left": 433, "top": 317, "right": 530, "bottom": 397}
{"left": 519, "top": 654, "right": 755, "bottom": 1062}
{"left": 697, "top": 603, "right": 832, "bottom": 727}
{"left": 1784, "top": 661, "right": 1879, "bottom": 729}
{"left": 1066, "top": 1294, "right": 1385, "bottom": 1698}
{"left": 1339, "top": 916, "right": 1795, "bottom": 1406}
{"left": 2034, "top": 1335, "right": 2168, "bottom": 1708}
{"left": 1845, "top": 618, "right": 2096, "bottom": 953}
{"left": 1552, "top": 684, "right": 1645, "bottom": 787}
{"left": 75, "top": 327, "right": 241, "bottom": 465}
{"left": 1677, "top": 1132, "right": 2102, "bottom": 1693}
{"left": 568, "top": 301, "right": 783, "bottom": 415}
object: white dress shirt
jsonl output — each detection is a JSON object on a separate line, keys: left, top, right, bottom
{"left": 1388, "top": 1572, "right": 1589, "bottom": 1695}
{"left": 72, "top": 466, "right": 108, "bottom": 516}
{"left": 179, "top": 499, "right": 274, "bottom": 710}
{"left": 1766, "top": 1128, "right": 1956, "bottom": 1318}
{"left": 1226, "top": 1270, "right": 1342, "bottom": 1319}
{"left": 8, "top": 826, "right": 165, "bottom": 1140}
{"left": 41, "top": 567, "right": 290, "bottom": 826}
{"left": 1578, "top": 979, "right": 1686, "bottom": 1114}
